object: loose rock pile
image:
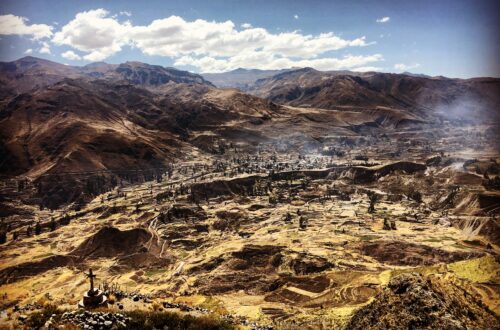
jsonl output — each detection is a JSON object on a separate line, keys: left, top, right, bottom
{"left": 162, "top": 301, "right": 209, "bottom": 313}
{"left": 130, "top": 293, "right": 151, "bottom": 303}
{"left": 60, "top": 311, "right": 129, "bottom": 329}
{"left": 222, "top": 314, "right": 274, "bottom": 330}
{"left": 13, "top": 303, "right": 42, "bottom": 313}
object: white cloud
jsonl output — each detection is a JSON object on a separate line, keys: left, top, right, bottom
{"left": 294, "top": 14, "right": 299, "bottom": 20}
{"left": 376, "top": 16, "right": 390, "bottom": 23}
{"left": 50, "top": 8, "right": 380, "bottom": 71}
{"left": 24, "top": 48, "right": 33, "bottom": 54}
{"left": 39, "top": 41, "right": 51, "bottom": 54}
{"left": 52, "top": 9, "right": 131, "bottom": 61}
{"left": 394, "top": 63, "right": 420, "bottom": 71}
{"left": 61, "top": 50, "right": 81, "bottom": 60}
{"left": 351, "top": 66, "right": 381, "bottom": 72}
{"left": 120, "top": 11, "right": 132, "bottom": 17}
{"left": 0, "top": 14, "right": 53, "bottom": 39}
{"left": 54, "top": 10, "right": 371, "bottom": 58}
{"left": 176, "top": 53, "right": 383, "bottom": 73}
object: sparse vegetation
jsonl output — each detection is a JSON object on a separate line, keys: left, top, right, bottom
{"left": 24, "top": 304, "right": 61, "bottom": 329}
{"left": 124, "top": 310, "right": 234, "bottom": 330}
{"left": 23, "top": 306, "right": 235, "bottom": 330}
{"left": 0, "top": 52, "right": 499, "bottom": 330}
{"left": 367, "top": 192, "right": 379, "bottom": 213}
{"left": 34, "top": 222, "right": 42, "bottom": 235}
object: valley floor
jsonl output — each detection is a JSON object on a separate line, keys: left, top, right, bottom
{"left": 0, "top": 124, "right": 499, "bottom": 329}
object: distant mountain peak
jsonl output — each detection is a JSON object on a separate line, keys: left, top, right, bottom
{"left": 15, "top": 56, "right": 66, "bottom": 67}
{"left": 295, "top": 67, "right": 318, "bottom": 73}
{"left": 231, "top": 68, "right": 249, "bottom": 73}
{"left": 401, "top": 71, "right": 431, "bottom": 78}
{"left": 84, "top": 61, "right": 109, "bottom": 67}
{"left": 0, "top": 56, "right": 214, "bottom": 93}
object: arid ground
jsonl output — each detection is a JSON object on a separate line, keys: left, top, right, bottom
{"left": 0, "top": 57, "right": 499, "bottom": 329}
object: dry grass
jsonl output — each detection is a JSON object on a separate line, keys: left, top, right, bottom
{"left": 447, "top": 255, "right": 500, "bottom": 283}
{"left": 124, "top": 310, "right": 235, "bottom": 330}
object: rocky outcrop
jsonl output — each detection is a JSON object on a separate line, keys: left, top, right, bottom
{"left": 346, "top": 273, "right": 499, "bottom": 330}
{"left": 289, "top": 254, "right": 334, "bottom": 275}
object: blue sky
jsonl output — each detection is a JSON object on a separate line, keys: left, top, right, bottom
{"left": 0, "top": 0, "right": 498, "bottom": 77}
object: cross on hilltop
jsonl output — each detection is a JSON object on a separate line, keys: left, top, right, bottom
{"left": 79, "top": 268, "right": 108, "bottom": 308}
{"left": 85, "top": 268, "right": 97, "bottom": 292}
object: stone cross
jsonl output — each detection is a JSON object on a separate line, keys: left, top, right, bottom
{"left": 85, "top": 268, "right": 97, "bottom": 292}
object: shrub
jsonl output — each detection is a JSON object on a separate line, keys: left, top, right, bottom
{"left": 35, "top": 222, "right": 42, "bottom": 235}
{"left": 407, "top": 189, "right": 423, "bottom": 203}
{"left": 124, "top": 310, "right": 234, "bottom": 330}
{"left": 25, "top": 304, "right": 61, "bottom": 329}
{"left": 49, "top": 218, "right": 57, "bottom": 231}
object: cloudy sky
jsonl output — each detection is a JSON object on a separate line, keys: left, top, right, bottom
{"left": 0, "top": 0, "right": 498, "bottom": 77}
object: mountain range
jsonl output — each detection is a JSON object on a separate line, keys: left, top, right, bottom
{"left": 1, "top": 56, "right": 499, "bottom": 207}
